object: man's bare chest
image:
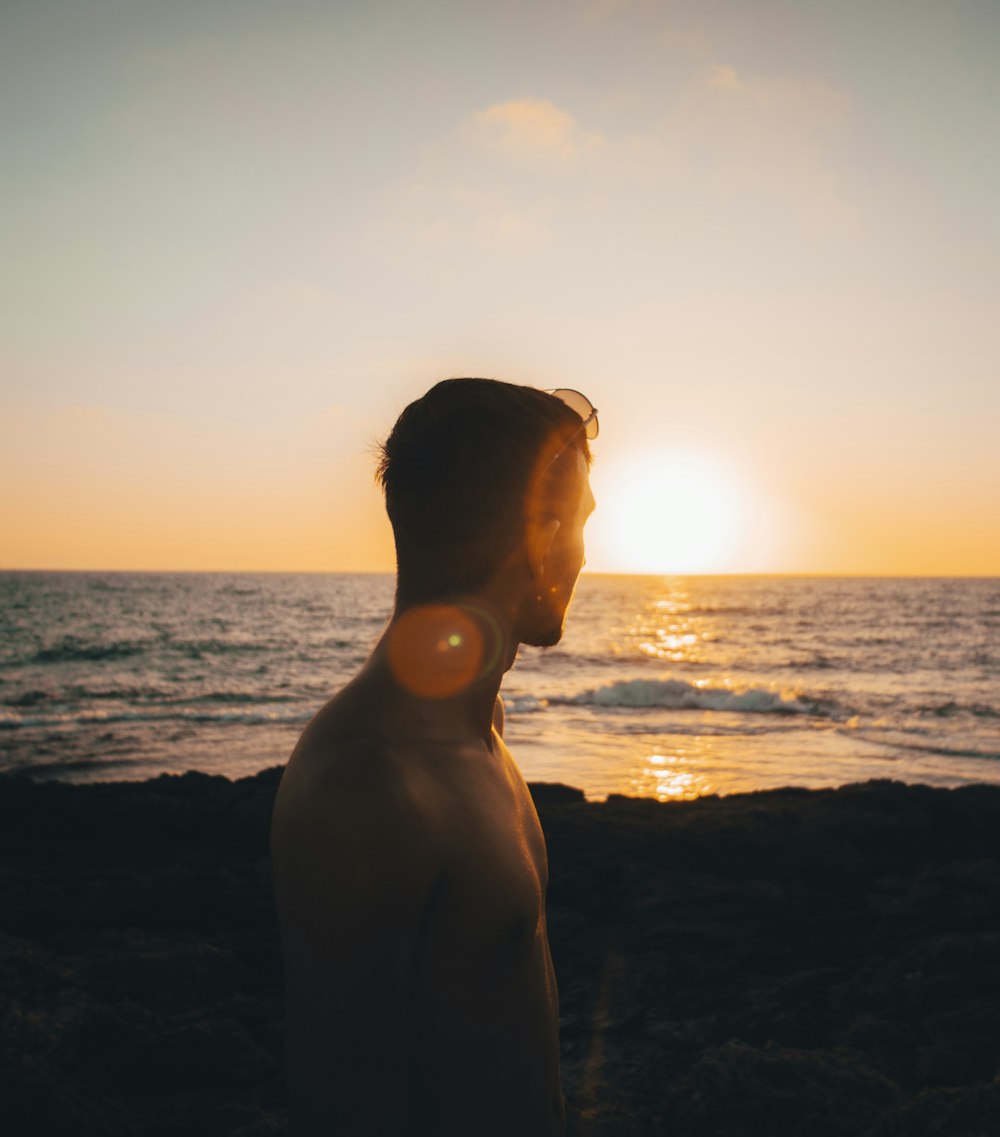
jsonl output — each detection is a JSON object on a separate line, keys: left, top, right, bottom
{"left": 415, "top": 748, "right": 550, "bottom": 1006}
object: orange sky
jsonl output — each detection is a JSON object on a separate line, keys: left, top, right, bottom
{"left": 2, "top": 1, "right": 998, "bottom": 575}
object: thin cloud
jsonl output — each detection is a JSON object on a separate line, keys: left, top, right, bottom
{"left": 475, "top": 208, "right": 553, "bottom": 254}
{"left": 512, "top": 64, "right": 856, "bottom": 232}
{"left": 387, "top": 180, "right": 554, "bottom": 255}
{"left": 454, "top": 65, "right": 854, "bottom": 235}
{"left": 706, "top": 64, "right": 744, "bottom": 91}
{"left": 448, "top": 184, "right": 555, "bottom": 254}
{"left": 467, "top": 99, "right": 604, "bottom": 170}
{"left": 681, "top": 63, "right": 856, "bottom": 232}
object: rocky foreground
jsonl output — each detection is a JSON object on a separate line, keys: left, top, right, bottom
{"left": 1, "top": 770, "right": 999, "bottom": 1136}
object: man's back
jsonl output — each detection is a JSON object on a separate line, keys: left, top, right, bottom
{"left": 270, "top": 670, "right": 566, "bottom": 1136}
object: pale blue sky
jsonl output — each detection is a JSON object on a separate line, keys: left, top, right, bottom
{"left": 2, "top": 0, "right": 998, "bottom": 571}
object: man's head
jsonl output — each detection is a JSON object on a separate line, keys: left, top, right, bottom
{"left": 376, "top": 378, "right": 594, "bottom": 635}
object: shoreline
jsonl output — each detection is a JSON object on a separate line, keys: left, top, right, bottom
{"left": 2, "top": 769, "right": 999, "bottom": 1135}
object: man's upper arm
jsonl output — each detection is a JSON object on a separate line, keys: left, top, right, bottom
{"left": 272, "top": 750, "right": 440, "bottom": 1134}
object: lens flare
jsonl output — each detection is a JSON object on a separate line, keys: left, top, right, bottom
{"left": 387, "top": 605, "right": 484, "bottom": 699}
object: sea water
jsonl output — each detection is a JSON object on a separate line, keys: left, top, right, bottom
{"left": 1, "top": 572, "right": 997, "bottom": 800}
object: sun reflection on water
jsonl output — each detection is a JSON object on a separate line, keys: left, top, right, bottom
{"left": 655, "top": 596, "right": 691, "bottom": 614}
{"left": 622, "top": 580, "right": 718, "bottom": 664}
{"left": 630, "top": 749, "right": 716, "bottom": 801}
{"left": 638, "top": 632, "right": 697, "bottom": 660}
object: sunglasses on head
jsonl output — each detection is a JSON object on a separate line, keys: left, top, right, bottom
{"left": 548, "top": 388, "right": 599, "bottom": 440}
{"left": 540, "top": 388, "right": 599, "bottom": 474}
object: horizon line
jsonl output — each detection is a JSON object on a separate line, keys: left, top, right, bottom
{"left": 2, "top": 567, "right": 998, "bottom": 580}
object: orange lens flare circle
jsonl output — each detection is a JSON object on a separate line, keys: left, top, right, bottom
{"left": 386, "top": 605, "right": 485, "bottom": 699}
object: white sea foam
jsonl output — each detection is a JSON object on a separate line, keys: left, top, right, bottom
{"left": 504, "top": 694, "right": 549, "bottom": 714}
{"left": 555, "top": 677, "right": 820, "bottom": 715}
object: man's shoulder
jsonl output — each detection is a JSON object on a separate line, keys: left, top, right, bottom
{"left": 277, "top": 725, "right": 421, "bottom": 831}
{"left": 271, "top": 729, "right": 446, "bottom": 900}
{"left": 274, "top": 686, "right": 463, "bottom": 836}
{"left": 284, "top": 675, "right": 403, "bottom": 778}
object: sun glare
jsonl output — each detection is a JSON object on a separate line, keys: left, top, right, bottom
{"left": 592, "top": 449, "right": 749, "bottom": 574}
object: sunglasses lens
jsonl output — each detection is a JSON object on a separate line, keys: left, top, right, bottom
{"left": 549, "top": 388, "right": 599, "bottom": 439}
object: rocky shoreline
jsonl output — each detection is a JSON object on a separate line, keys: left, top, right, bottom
{"left": 2, "top": 769, "right": 999, "bottom": 1135}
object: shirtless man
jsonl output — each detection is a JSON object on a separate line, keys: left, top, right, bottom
{"left": 270, "top": 378, "right": 598, "bottom": 1135}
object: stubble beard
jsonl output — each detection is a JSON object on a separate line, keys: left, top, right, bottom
{"left": 521, "top": 622, "right": 565, "bottom": 649}
{"left": 518, "top": 591, "right": 570, "bottom": 649}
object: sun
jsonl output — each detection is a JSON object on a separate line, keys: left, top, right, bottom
{"left": 589, "top": 449, "right": 749, "bottom": 574}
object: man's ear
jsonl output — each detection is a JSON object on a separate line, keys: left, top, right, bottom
{"left": 527, "top": 518, "right": 561, "bottom": 583}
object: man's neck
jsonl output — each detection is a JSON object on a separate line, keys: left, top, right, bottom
{"left": 370, "top": 592, "right": 519, "bottom": 748}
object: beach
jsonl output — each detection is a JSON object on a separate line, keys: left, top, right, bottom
{"left": 3, "top": 768, "right": 999, "bottom": 1136}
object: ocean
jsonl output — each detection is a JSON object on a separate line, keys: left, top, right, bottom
{"left": 1, "top": 571, "right": 997, "bottom": 801}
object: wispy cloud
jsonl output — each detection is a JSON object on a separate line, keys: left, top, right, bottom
{"left": 462, "top": 66, "right": 855, "bottom": 233}
{"left": 466, "top": 99, "right": 604, "bottom": 170}
{"left": 472, "top": 204, "right": 554, "bottom": 254}
{"left": 385, "top": 180, "right": 555, "bottom": 256}
{"left": 681, "top": 63, "right": 855, "bottom": 231}
{"left": 706, "top": 64, "right": 744, "bottom": 91}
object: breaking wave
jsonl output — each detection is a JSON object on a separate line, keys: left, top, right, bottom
{"left": 507, "top": 677, "right": 827, "bottom": 716}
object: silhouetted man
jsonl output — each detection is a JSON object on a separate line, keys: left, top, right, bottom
{"left": 271, "top": 378, "right": 598, "bottom": 1135}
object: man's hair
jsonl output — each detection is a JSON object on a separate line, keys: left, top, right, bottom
{"left": 376, "top": 378, "right": 592, "bottom": 606}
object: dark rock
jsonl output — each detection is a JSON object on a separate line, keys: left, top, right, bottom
{"left": 529, "top": 781, "right": 587, "bottom": 805}
{"left": 667, "top": 1040, "right": 900, "bottom": 1137}
{"left": 2, "top": 772, "right": 1000, "bottom": 1135}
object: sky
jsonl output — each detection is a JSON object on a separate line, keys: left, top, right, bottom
{"left": 2, "top": 0, "right": 998, "bottom": 575}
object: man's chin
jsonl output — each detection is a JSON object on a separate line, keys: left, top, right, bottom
{"left": 521, "top": 622, "right": 565, "bottom": 649}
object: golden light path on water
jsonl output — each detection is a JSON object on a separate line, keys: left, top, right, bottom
{"left": 626, "top": 588, "right": 720, "bottom": 798}
{"left": 638, "top": 752, "right": 705, "bottom": 801}
{"left": 505, "top": 574, "right": 877, "bottom": 802}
